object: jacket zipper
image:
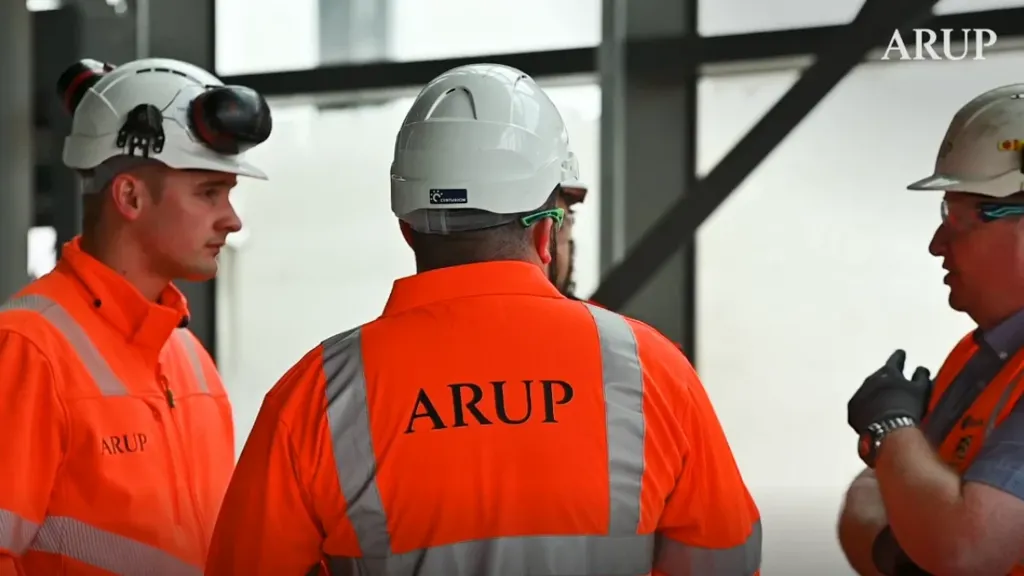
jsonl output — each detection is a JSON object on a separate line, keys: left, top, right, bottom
{"left": 161, "top": 375, "right": 208, "bottom": 558}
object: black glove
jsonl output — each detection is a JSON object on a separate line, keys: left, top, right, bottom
{"left": 847, "top": 350, "right": 932, "bottom": 435}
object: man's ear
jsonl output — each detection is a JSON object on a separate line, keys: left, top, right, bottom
{"left": 532, "top": 218, "right": 554, "bottom": 265}
{"left": 109, "top": 173, "right": 146, "bottom": 221}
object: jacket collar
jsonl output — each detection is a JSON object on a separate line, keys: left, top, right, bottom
{"left": 382, "top": 261, "right": 563, "bottom": 316}
{"left": 58, "top": 236, "right": 190, "bottom": 354}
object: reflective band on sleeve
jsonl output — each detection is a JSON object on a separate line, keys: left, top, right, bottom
{"left": 0, "top": 295, "right": 128, "bottom": 396}
{"left": 322, "top": 327, "right": 392, "bottom": 558}
{"left": 655, "top": 519, "right": 763, "bottom": 576}
{"left": 325, "top": 533, "right": 655, "bottom": 576}
{"left": 175, "top": 329, "right": 209, "bottom": 394}
{"left": 319, "top": 303, "right": 654, "bottom": 575}
{"left": 31, "top": 515, "right": 203, "bottom": 576}
{"left": 0, "top": 507, "right": 202, "bottom": 575}
{"left": 0, "top": 507, "right": 41, "bottom": 555}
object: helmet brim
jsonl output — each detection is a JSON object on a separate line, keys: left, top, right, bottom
{"left": 906, "top": 174, "right": 964, "bottom": 191}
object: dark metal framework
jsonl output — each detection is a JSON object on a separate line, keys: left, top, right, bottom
{"left": 216, "top": 3, "right": 1024, "bottom": 357}
{"left": 29, "top": 2, "right": 1024, "bottom": 361}
{"left": 222, "top": 7, "right": 1024, "bottom": 98}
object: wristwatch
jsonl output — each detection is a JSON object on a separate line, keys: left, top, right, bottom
{"left": 858, "top": 416, "right": 917, "bottom": 468}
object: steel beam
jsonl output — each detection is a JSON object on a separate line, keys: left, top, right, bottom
{"left": 633, "top": 7, "right": 1024, "bottom": 79}
{"left": 588, "top": 0, "right": 941, "bottom": 310}
{"left": 220, "top": 47, "right": 595, "bottom": 99}
{"left": 0, "top": 0, "right": 33, "bottom": 302}
{"left": 34, "top": 6, "right": 80, "bottom": 254}
{"left": 217, "top": 7, "right": 1023, "bottom": 100}
{"left": 599, "top": 0, "right": 698, "bottom": 351}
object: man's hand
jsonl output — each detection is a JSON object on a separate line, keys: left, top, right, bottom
{"left": 847, "top": 350, "right": 932, "bottom": 435}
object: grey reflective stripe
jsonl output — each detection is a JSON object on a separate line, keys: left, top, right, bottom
{"left": 319, "top": 304, "right": 655, "bottom": 576}
{"left": 326, "top": 534, "right": 655, "bottom": 575}
{"left": 583, "top": 302, "right": 646, "bottom": 534}
{"left": 0, "top": 295, "right": 127, "bottom": 396}
{"left": 0, "top": 508, "right": 201, "bottom": 575}
{"left": 175, "top": 329, "right": 209, "bottom": 394}
{"left": 655, "top": 519, "right": 763, "bottom": 576}
{"left": 322, "top": 327, "right": 391, "bottom": 557}
{"left": 0, "top": 507, "right": 39, "bottom": 555}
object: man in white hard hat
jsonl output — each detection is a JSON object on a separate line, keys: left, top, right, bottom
{"left": 839, "top": 85, "right": 1024, "bottom": 576}
{"left": 0, "top": 57, "right": 271, "bottom": 574}
{"left": 205, "top": 63, "right": 761, "bottom": 576}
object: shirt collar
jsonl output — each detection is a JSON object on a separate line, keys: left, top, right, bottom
{"left": 58, "top": 236, "right": 190, "bottom": 353}
{"left": 976, "top": 306, "right": 1024, "bottom": 359}
{"left": 382, "top": 261, "right": 563, "bottom": 317}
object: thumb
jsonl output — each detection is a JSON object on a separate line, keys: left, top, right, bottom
{"left": 912, "top": 366, "right": 931, "bottom": 383}
{"left": 886, "top": 349, "right": 907, "bottom": 372}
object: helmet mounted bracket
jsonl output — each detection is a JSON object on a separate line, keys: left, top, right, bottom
{"left": 116, "top": 104, "right": 165, "bottom": 158}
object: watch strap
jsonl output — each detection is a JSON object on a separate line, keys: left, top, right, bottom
{"left": 868, "top": 416, "right": 917, "bottom": 441}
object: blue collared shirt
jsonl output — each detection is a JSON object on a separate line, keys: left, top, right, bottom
{"left": 925, "top": 307, "right": 1024, "bottom": 497}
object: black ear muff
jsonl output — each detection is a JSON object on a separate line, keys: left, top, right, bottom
{"left": 56, "top": 59, "right": 116, "bottom": 115}
{"left": 189, "top": 85, "right": 273, "bottom": 155}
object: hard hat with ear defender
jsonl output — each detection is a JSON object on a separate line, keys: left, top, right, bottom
{"left": 908, "top": 84, "right": 1024, "bottom": 198}
{"left": 57, "top": 57, "right": 273, "bottom": 178}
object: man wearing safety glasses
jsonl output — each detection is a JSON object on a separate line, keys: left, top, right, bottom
{"left": 839, "top": 85, "right": 1024, "bottom": 576}
{"left": 549, "top": 183, "right": 588, "bottom": 298}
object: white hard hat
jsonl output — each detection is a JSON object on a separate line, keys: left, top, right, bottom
{"left": 59, "top": 58, "right": 271, "bottom": 180}
{"left": 908, "top": 84, "right": 1024, "bottom": 198}
{"left": 390, "top": 63, "right": 580, "bottom": 233}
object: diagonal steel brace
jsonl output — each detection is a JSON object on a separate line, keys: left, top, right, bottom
{"left": 590, "top": 0, "right": 941, "bottom": 310}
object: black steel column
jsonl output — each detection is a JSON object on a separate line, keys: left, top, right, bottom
{"left": 598, "top": 0, "right": 698, "bottom": 355}
{"left": 1, "top": 1, "right": 34, "bottom": 302}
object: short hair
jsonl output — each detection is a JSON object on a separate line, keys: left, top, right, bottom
{"left": 78, "top": 163, "right": 165, "bottom": 237}
{"left": 410, "top": 190, "right": 559, "bottom": 271}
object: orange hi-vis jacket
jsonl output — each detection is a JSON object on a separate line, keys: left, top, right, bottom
{"left": 927, "top": 332, "right": 1024, "bottom": 575}
{"left": 0, "top": 238, "right": 235, "bottom": 575}
{"left": 206, "top": 261, "right": 762, "bottom": 576}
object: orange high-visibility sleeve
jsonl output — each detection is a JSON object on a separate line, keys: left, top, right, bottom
{"left": 629, "top": 321, "right": 762, "bottom": 575}
{"left": 0, "top": 330, "right": 68, "bottom": 569}
{"left": 205, "top": 350, "right": 329, "bottom": 576}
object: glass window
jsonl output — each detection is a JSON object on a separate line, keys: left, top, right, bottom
{"left": 216, "top": 0, "right": 600, "bottom": 76}
{"left": 696, "top": 53, "right": 1024, "bottom": 570}
{"left": 699, "top": 0, "right": 862, "bottom": 36}
{"left": 700, "top": 0, "right": 1020, "bottom": 36}
{"left": 216, "top": 83, "right": 601, "bottom": 454}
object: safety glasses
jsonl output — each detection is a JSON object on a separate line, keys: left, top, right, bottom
{"left": 520, "top": 208, "right": 566, "bottom": 229}
{"left": 941, "top": 198, "right": 1024, "bottom": 228}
